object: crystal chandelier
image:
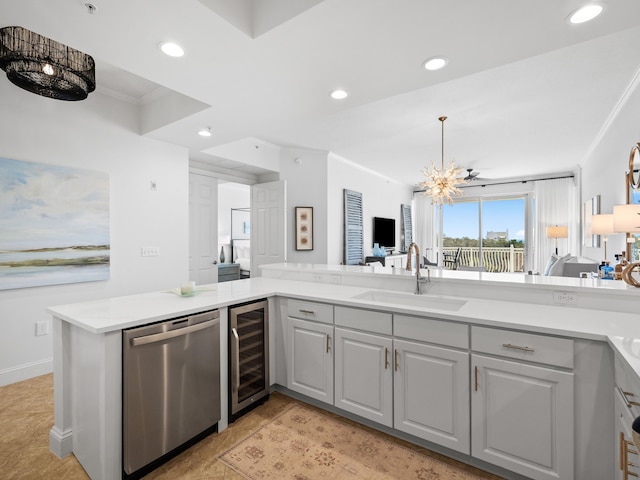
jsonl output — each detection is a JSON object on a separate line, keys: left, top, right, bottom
{"left": 420, "top": 116, "right": 466, "bottom": 205}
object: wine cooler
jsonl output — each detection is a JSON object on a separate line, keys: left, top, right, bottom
{"left": 229, "top": 299, "right": 269, "bottom": 421}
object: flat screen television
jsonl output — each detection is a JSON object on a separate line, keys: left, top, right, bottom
{"left": 373, "top": 217, "right": 395, "bottom": 251}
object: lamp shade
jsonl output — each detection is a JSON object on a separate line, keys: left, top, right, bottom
{"left": 613, "top": 204, "right": 640, "bottom": 233}
{"left": 546, "top": 225, "right": 568, "bottom": 239}
{"left": 591, "top": 214, "right": 615, "bottom": 235}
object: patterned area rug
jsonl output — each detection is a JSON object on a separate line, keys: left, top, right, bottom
{"left": 219, "top": 404, "right": 485, "bottom": 480}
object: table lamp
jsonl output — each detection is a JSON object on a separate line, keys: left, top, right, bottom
{"left": 546, "top": 225, "right": 568, "bottom": 255}
{"left": 591, "top": 214, "right": 615, "bottom": 262}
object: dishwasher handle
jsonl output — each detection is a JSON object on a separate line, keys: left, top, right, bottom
{"left": 130, "top": 318, "right": 219, "bottom": 347}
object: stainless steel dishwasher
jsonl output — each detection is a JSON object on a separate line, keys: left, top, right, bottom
{"left": 122, "top": 309, "right": 221, "bottom": 477}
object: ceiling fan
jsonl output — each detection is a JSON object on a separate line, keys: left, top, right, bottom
{"left": 463, "top": 168, "right": 481, "bottom": 181}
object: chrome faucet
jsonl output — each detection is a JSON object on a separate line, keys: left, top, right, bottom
{"left": 406, "top": 242, "right": 430, "bottom": 295}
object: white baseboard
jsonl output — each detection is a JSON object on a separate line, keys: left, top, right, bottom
{"left": 0, "top": 358, "right": 53, "bottom": 387}
{"left": 49, "top": 426, "right": 73, "bottom": 458}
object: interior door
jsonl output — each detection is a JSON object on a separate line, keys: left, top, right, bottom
{"left": 189, "top": 173, "right": 218, "bottom": 284}
{"left": 251, "top": 180, "right": 286, "bottom": 276}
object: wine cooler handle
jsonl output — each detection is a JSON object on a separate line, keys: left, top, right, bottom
{"left": 232, "top": 327, "right": 240, "bottom": 391}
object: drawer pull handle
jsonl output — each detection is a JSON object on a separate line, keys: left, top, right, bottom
{"left": 622, "top": 390, "right": 640, "bottom": 407}
{"left": 502, "top": 343, "right": 535, "bottom": 353}
{"left": 384, "top": 348, "right": 389, "bottom": 370}
{"left": 299, "top": 309, "right": 315, "bottom": 315}
{"left": 622, "top": 432, "right": 626, "bottom": 471}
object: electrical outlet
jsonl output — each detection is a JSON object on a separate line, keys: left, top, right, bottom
{"left": 553, "top": 291, "right": 577, "bottom": 305}
{"left": 141, "top": 246, "right": 160, "bottom": 257}
{"left": 35, "top": 321, "right": 49, "bottom": 336}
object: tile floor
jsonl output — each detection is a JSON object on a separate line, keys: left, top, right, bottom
{"left": 0, "top": 374, "right": 503, "bottom": 479}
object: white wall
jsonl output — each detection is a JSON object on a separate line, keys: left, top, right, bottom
{"left": 581, "top": 74, "right": 640, "bottom": 262}
{"left": 279, "top": 148, "right": 329, "bottom": 264}
{"left": 0, "top": 82, "right": 189, "bottom": 386}
{"left": 327, "top": 153, "right": 413, "bottom": 264}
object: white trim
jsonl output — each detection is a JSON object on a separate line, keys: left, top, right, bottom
{"left": 49, "top": 426, "right": 73, "bottom": 458}
{"left": 189, "top": 163, "right": 259, "bottom": 184}
{"left": 0, "top": 357, "right": 52, "bottom": 387}
{"left": 581, "top": 63, "right": 640, "bottom": 165}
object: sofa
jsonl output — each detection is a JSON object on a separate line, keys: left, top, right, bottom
{"left": 544, "top": 254, "right": 599, "bottom": 277}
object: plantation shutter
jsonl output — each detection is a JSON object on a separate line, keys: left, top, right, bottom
{"left": 401, "top": 204, "right": 412, "bottom": 252}
{"left": 344, "top": 189, "right": 363, "bottom": 265}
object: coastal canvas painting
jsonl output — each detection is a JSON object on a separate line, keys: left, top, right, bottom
{"left": 0, "top": 157, "right": 110, "bottom": 290}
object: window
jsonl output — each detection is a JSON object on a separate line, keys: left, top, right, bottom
{"left": 442, "top": 196, "right": 526, "bottom": 272}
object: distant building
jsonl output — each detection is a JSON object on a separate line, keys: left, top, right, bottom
{"left": 486, "top": 230, "right": 509, "bottom": 241}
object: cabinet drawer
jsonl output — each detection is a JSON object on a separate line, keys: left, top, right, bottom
{"left": 335, "top": 306, "right": 392, "bottom": 335}
{"left": 288, "top": 299, "right": 333, "bottom": 324}
{"left": 394, "top": 314, "right": 468, "bottom": 349}
{"left": 472, "top": 326, "right": 573, "bottom": 369}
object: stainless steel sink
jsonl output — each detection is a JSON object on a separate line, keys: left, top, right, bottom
{"left": 351, "top": 290, "right": 466, "bottom": 311}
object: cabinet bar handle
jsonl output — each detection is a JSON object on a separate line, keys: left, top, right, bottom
{"left": 502, "top": 343, "right": 535, "bottom": 353}
{"left": 474, "top": 366, "right": 479, "bottom": 392}
{"left": 326, "top": 334, "right": 330, "bottom": 353}
{"left": 394, "top": 349, "right": 399, "bottom": 372}
{"left": 623, "top": 390, "right": 640, "bottom": 407}
{"left": 299, "top": 309, "right": 315, "bottom": 315}
{"left": 384, "top": 348, "right": 389, "bottom": 370}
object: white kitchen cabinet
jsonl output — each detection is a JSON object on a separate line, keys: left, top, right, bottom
{"left": 614, "top": 387, "right": 640, "bottom": 480}
{"left": 614, "top": 354, "right": 640, "bottom": 480}
{"left": 394, "top": 338, "right": 469, "bottom": 454}
{"left": 334, "top": 327, "right": 393, "bottom": 427}
{"left": 286, "top": 317, "right": 333, "bottom": 404}
{"left": 471, "top": 354, "right": 574, "bottom": 480}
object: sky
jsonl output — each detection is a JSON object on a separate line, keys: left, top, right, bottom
{"left": 0, "top": 157, "right": 109, "bottom": 250}
{"left": 442, "top": 198, "right": 525, "bottom": 241}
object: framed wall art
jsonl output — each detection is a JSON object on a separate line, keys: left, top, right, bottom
{"left": 582, "top": 194, "right": 600, "bottom": 248}
{"left": 0, "top": 157, "right": 110, "bottom": 290}
{"left": 295, "top": 207, "right": 313, "bottom": 251}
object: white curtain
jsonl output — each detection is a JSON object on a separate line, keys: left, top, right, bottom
{"left": 534, "top": 177, "right": 579, "bottom": 273}
{"left": 413, "top": 193, "right": 436, "bottom": 264}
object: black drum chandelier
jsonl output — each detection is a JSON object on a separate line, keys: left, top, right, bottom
{"left": 0, "top": 26, "right": 95, "bottom": 101}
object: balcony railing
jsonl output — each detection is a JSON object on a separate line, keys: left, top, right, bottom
{"left": 442, "top": 246, "right": 525, "bottom": 273}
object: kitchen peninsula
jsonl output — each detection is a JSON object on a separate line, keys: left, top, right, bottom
{"left": 48, "top": 264, "right": 640, "bottom": 480}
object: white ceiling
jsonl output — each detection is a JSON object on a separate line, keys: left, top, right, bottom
{"left": 2, "top": 0, "right": 640, "bottom": 186}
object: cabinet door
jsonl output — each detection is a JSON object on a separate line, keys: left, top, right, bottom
{"left": 394, "top": 339, "right": 469, "bottom": 454}
{"left": 614, "top": 388, "right": 640, "bottom": 480}
{"left": 334, "top": 327, "right": 393, "bottom": 427}
{"left": 472, "top": 354, "right": 574, "bottom": 480}
{"left": 287, "top": 318, "right": 333, "bottom": 404}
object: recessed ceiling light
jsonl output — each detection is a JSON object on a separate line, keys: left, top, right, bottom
{"left": 330, "top": 89, "right": 348, "bottom": 100}
{"left": 423, "top": 57, "right": 449, "bottom": 71}
{"left": 568, "top": 5, "right": 603, "bottom": 24}
{"left": 198, "top": 127, "right": 212, "bottom": 137}
{"left": 159, "top": 42, "right": 184, "bottom": 57}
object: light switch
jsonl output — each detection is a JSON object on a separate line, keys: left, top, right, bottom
{"left": 141, "top": 247, "right": 160, "bottom": 257}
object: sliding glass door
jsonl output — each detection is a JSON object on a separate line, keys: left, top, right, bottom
{"left": 441, "top": 196, "right": 527, "bottom": 272}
